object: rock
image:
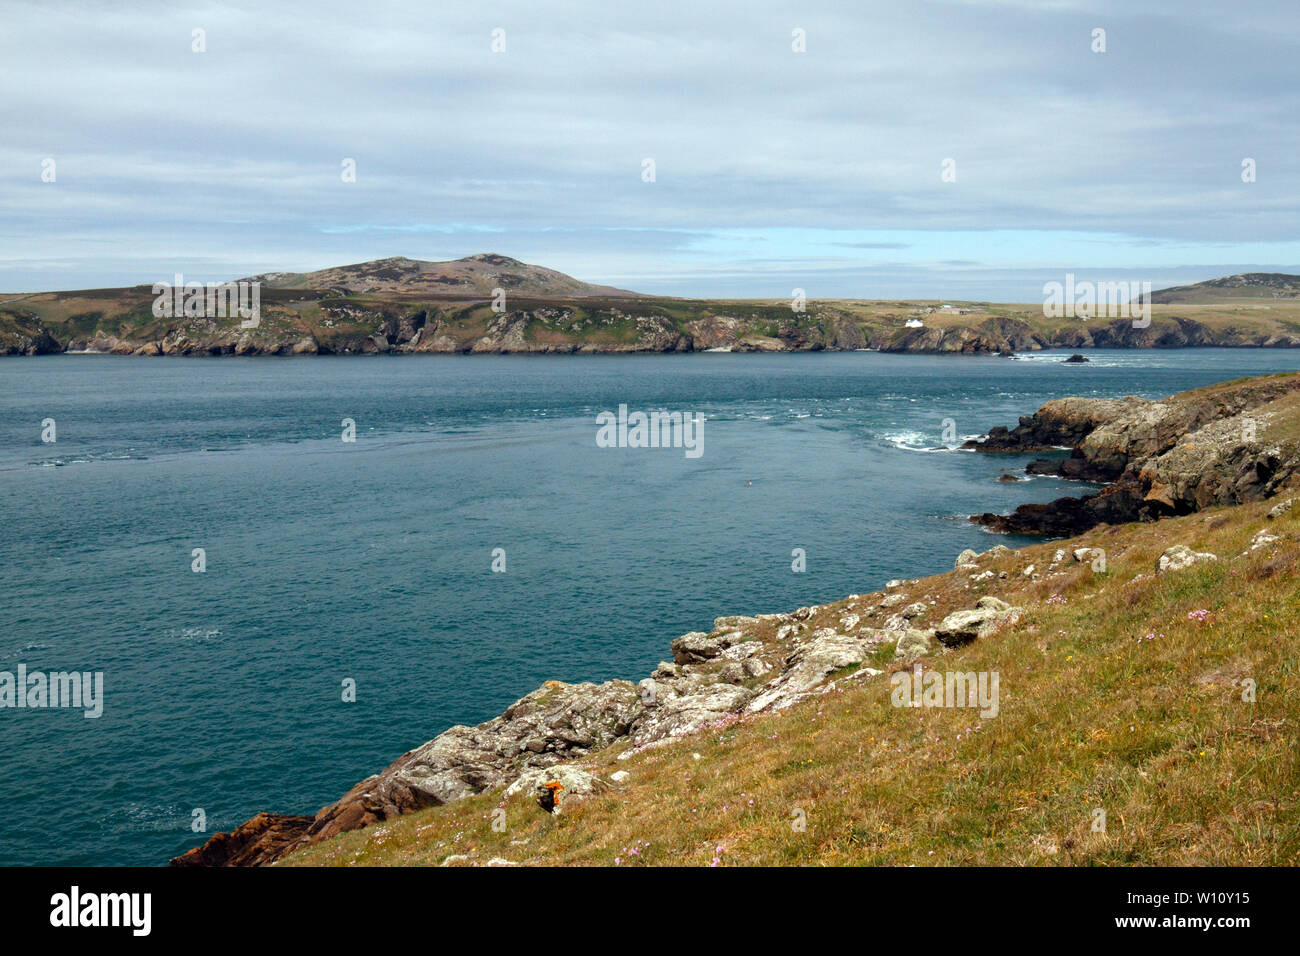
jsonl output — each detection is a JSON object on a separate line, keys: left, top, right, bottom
{"left": 893, "top": 629, "right": 934, "bottom": 661}
{"left": 1064, "top": 353, "right": 1089, "bottom": 363}
{"left": 747, "top": 632, "right": 869, "bottom": 712}
{"left": 718, "top": 657, "right": 768, "bottom": 683}
{"left": 671, "top": 630, "right": 743, "bottom": 664}
{"left": 651, "top": 661, "right": 680, "bottom": 680}
{"left": 274, "top": 678, "right": 642, "bottom": 848}
{"left": 879, "top": 593, "right": 908, "bottom": 608}
{"left": 1242, "top": 529, "right": 1280, "bottom": 555}
{"left": 934, "top": 600, "right": 1023, "bottom": 647}
{"left": 169, "top": 813, "right": 313, "bottom": 867}
{"left": 966, "top": 396, "right": 1133, "bottom": 453}
{"left": 714, "top": 615, "right": 759, "bottom": 630}
{"left": 900, "top": 602, "right": 928, "bottom": 620}
{"left": 1267, "top": 498, "right": 1294, "bottom": 520}
{"left": 486, "top": 857, "right": 517, "bottom": 866}
{"left": 504, "top": 764, "right": 604, "bottom": 813}
{"left": 973, "top": 376, "right": 1300, "bottom": 536}
{"left": 1156, "top": 545, "right": 1218, "bottom": 574}
{"left": 628, "top": 682, "right": 751, "bottom": 744}
{"left": 956, "top": 549, "right": 979, "bottom": 568}
{"left": 609, "top": 770, "right": 630, "bottom": 784}
{"left": 1073, "top": 548, "right": 1092, "bottom": 562}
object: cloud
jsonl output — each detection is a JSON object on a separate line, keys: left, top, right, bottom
{"left": 1, "top": 0, "right": 1297, "bottom": 295}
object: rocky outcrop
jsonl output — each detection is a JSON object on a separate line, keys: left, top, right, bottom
{"left": 972, "top": 374, "right": 1300, "bottom": 536}
{"left": 933, "top": 597, "right": 1023, "bottom": 647}
{"left": 169, "top": 813, "right": 313, "bottom": 867}
{"left": 0, "top": 308, "right": 64, "bottom": 355}
{"left": 963, "top": 397, "right": 1137, "bottom": 453}
{"left": 173, "top": 588, "right": 1019, "bottom": 867}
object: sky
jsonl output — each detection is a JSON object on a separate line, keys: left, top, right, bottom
{"left": 3, "top": 0, "right": 1299, "bottom": 300}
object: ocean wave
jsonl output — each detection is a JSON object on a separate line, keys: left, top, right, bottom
{"left": 32, "top": 451, "right": 148, "bottom": 467}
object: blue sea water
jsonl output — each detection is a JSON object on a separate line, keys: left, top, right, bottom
{"left": 1, "top": 348, "right": 1297, "bottom": 866}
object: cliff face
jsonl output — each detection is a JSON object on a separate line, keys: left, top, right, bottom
{"left": 869, "top": 315, "right": 1300, "bottom": 354}
{"left": 970, "top": 373, "right": 1300, "bottom": 535}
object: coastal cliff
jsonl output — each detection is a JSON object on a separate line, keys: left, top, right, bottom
{"left": 969, "top": 373, "right": 1300, "bottom": 535}
{"left": 172, "top": 372, "right": 1300, "bottom": 867}
{"left": 6, "top": 306, "right": 1300, "bottom": 358}
{"left": 7, "top": 258, "right": 1300, "bottom": 356}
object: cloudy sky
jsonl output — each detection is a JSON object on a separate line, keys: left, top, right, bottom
{"left": 3, "top": 0, "right": 1298, "bottom": 299}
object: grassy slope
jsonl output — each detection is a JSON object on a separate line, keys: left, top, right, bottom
{"left": 283, "top": 494, "right": 1299, "bottom": 867}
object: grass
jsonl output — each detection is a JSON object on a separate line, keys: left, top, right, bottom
{"left": 282, "top": 494, "right": 1300, "bottom": 867}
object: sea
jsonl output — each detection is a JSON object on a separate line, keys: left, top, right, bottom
{"left": 1, "top": 348, "right": 1297, "bottom": 864}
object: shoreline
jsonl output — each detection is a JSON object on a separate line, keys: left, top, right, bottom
{"left": 7, "top": 342, "right": 1300, "bottom": 359}
{"left": 173, "top": 369, "right": 1300, "bottom": 867}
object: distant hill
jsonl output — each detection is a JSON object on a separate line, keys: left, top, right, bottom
{"left": 1151, "top": 272, "right": 1300, "bottom": 304}
{"left": 8, "top": 259, "right": 1300, "bottom": 355}
{"left": 244, "top": 253, "right": 640, "bottom": 298}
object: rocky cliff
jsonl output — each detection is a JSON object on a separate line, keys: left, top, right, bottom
{"left": 172, "top": 593, "right": 1027, "bottom": 866}
{"left": 970, "top": 373, "right": 1300, "bottom": 535}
